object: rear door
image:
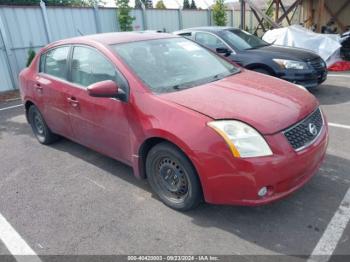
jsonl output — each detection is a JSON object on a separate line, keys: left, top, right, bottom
{"left": 64, "top": 45, "right": 131, "bottom": 163}
{"left": 36, "top": 45, "right": 73, "bottom": 138}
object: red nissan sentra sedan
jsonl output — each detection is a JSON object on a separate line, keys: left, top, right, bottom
{"left": 19, "top": 32, "right": 328, "bottom": 211}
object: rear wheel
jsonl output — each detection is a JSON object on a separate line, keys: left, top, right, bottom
{"left": 28, "top": 105, "right": 59, "bottom": 144}
{"left": 146, "top": 142, "right": 202, "bottom": 211}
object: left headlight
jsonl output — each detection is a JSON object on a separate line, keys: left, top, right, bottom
{"left": 273, "top": 59, "right": 308, "bottom": 70}
{"left": 208, "top": 120, "right": 273, "bottom": 158}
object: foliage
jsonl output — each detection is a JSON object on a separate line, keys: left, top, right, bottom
{"left": 0, "top": 0, "right": 105, "bottom": 7}
{"left": 134, "top": 0, "right": 152, "bottom": 9}
{"left": 144, "top": 0, "right": 152, "bottom": 8}
{"left": 155, "top": 0, "right": 165, "bottom": 9}
{"left": 190, "top": 0, "right": 196, "bottom": 9}
{"left": 26, "top": 47, "right": 36, "bottom": 67}
{"left": 116, "top": 0, "right": 134, "bottom": 31}
{"left": 86, "top": 0, "right": 106, "bottom": 6}
{"left": 212, "top": 0, "right": 227, "bottom": 26}
{"left": 182, "top": 0, "right": 190, "bottom": 9}
{"left": 263, "top": 0, "right": 274, "bottom": 30}
{"left": 134, "top": 0, "right": 142, "bottom": 8}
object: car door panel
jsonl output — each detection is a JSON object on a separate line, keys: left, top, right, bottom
{"left": 36, "top": 76, "right": 73, "bottom": 138}
{"left": 65, "top": 46, "right": 131, "bottom": 163}
{"left": 228, "top": 54, "right": 245, "bottom": 66}
{"left": 35, "top": 46, "right": 73, "bottom": 138}
{"left": 66, "top": 87, "right": 131, "bottom": 162}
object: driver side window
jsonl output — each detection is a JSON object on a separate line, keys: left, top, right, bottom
{"left": 71, "top": 47, "right": 116, "bottom": 87}
{"left": 195, "top": 32, "right": 226, "bottom": 50}
{"left": 70, "top": 46, "right": 128, "bottom": 95}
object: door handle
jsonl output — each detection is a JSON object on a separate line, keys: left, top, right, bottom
{"left": 67, "top": 97, "right": 79, "bottom": 108}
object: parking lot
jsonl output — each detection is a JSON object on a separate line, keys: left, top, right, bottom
{"left": 0, "top": 73, "right": 350, "bottom": 261}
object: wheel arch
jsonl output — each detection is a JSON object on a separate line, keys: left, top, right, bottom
{"left": 245, "top": 63, "right": 275, "bottom": 75}
{"left": 137, "top": 135, "right": 204, "bottom": 200}
{"left": 138, "top": 136, "right": 196, "bottom": 178}
{"left": 24, "top": 100, "right": 35, "bottom": 123}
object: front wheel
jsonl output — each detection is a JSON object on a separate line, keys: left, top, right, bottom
{"left": 28, "top": 105, "right": 59, "bottom": 145}
{"left": 146, "top": 142, "right": 202, "bottom": 211}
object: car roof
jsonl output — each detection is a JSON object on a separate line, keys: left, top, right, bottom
{"left": 174, "top": 26, "right": 239, "bottom": 34}
{"left": 48, "top": 32, "right": 179, "bottom": 48}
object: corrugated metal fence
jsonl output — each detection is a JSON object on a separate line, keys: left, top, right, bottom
{"left": 0, "top": 4, "right": 258, "bottom": 92}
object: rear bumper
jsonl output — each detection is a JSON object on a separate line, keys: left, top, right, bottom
{"left": 195, "top": 121, "right": 329, "bottom": 206}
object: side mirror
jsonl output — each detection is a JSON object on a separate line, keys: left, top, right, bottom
{"left": 216, "top": 47, "right": 232, "bottom": 57}
{"left": 87, "top": 80, "right": 118, "bottom": 98}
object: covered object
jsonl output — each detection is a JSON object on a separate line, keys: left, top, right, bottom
{"left": 263, "top": 25, "right": 341, "bottom": 65}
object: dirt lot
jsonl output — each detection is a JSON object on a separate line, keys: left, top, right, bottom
{"left": 0, "top": 73, "right": 349, "bottom": 261}
{"left": 0, "top": 90, "right": 20, "bottom": 102}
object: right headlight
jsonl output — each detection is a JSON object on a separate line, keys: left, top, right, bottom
{"left": 208, "top": 120, "right": 273, "bottom": 158}
{"left": 273, "top": 59, "right": 308, "bottom": 70}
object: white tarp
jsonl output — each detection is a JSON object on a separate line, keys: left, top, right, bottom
{"left": 263, "top": 25, "right": 341, "bottom": 65}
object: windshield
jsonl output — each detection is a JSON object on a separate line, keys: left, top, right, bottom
{"left": 221, "top": 29, "right": 270, "bottom": 51}
{"left": 111, "top": 38, "right": 239, "bottom": 93}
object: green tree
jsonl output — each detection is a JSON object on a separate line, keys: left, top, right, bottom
{"left": 145, "top": 0, "right": 153, "bottom": 8}
{"left": 116, "top": 0, "right": 134, "bottom": 31}
{"left": 212, "top": 0, "right": 227, "bottom": 26}
{"left": 183, "top": 0, "right": 190, "bottom": 9}
{"left": 0, "top": 0, "right": 105, "bottom": 7}
{"left": 190, "top": 0, "right": 196, "bottom": 9}
{"left": 26, "top": 47, "right": 36, "bottom": 67}
{"left": 134, "top": 0, "right": 142, "bottom": 8}
{"left": 85, "top": 0, "right": 107, "bottom": 6}
{"left": 263, "top": 0, "right": 274, "bottom": 30}
{"left": 134, "top": 0, "right": 152, "bottom": 8}
{"left": 155, "top": 0, "right": 165, "bottom": 9}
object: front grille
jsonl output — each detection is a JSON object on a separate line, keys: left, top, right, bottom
{"left": 307, "top": 58, "right": 326, "bottom": 73}
{"left": 283, "top": 108, "right": 323, "bottom": 151}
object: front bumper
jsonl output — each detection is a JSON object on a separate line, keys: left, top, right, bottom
{"left": 195, "top": 120, "right": 329, "bottom": 206}
{"left": 275, "top": 57, "right": 328, "bottom": 89}
{"left": 278, "top": 68, "right": 327, "bottom": 89}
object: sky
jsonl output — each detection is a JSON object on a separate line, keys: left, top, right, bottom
{"left": 105, "top": 0, "right": 239, "bottom": 9}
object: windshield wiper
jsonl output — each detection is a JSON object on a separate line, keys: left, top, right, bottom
{"left": 171, "top": 82, "right": 199, "bottom": 90}
{"left": 212, "top": 69, "right": 240, "bottom": 79}
{"left": 167, "top": 70, "right": 240, "bottom": 91}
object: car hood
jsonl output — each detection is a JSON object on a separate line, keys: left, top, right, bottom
{"left": 160, "top": 70, "right": 318, "bottom": 135}
{"left": 247, "top": 45, "right": 320, "bottom": 61}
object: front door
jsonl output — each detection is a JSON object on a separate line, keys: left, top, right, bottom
{"left": 194, "top": 31, "right": 241, "bottom": 65}
{"left": 65, "top": 46, "right": 131, "bottom": 163}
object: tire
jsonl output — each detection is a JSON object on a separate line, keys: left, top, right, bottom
{"left": 252, "top": 68, "right": 272, "bottom": 75}
{"left": 146, "top": 142, "right": 202, "bottom": 211}
{"left": 28, "top": 105, "right": 59, "bottom": 145}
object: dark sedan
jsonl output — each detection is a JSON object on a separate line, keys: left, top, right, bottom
{"left": 174, "top": 27, "right": 327, "bottom": 89}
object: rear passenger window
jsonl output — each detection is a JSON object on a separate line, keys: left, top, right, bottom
{"left": 41, "top": 46, "right": 70, "bottom": 80}
{"left": 71, "top": 46, "right": 116, "bottom": 87}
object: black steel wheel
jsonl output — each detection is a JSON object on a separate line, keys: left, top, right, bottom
{"left": 28, "top": 105, "right": 59, "bottom": 144}
{"left": 156, "top": 157, "right": 189, "bottom": 202}
{"left": 146, "top": 142, "right": 202, "bottom": 211}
